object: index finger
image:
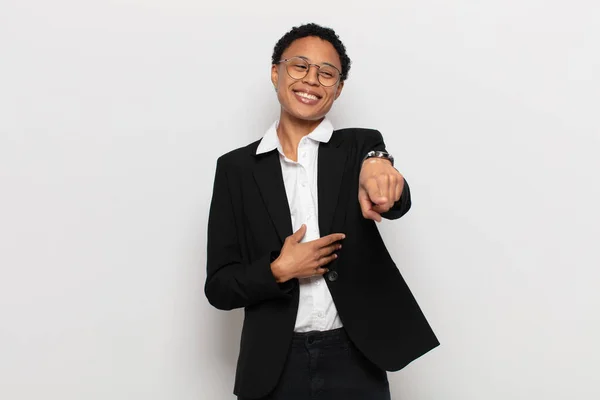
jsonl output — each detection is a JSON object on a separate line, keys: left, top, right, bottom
{"left": 314, "top": 233, "right": 346, "bottom": 248}
{"left": 365, "top": 179, "right": 387, "bottom": 205}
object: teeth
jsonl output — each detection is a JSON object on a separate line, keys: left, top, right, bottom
{"left": 296, "top": 91, "right": 318, "bottom": 100}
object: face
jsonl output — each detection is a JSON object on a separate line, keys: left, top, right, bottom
{"left": 271, "top": 36, "right": 344, "bottom": 122}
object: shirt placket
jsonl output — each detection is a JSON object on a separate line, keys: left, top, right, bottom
{"left": 299, "top": 142, "right": 326, "bottom": 330}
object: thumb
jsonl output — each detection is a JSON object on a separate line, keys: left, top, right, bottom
{"left": 291, "top": 224, "right": 307, "bottom": 243}
{"left": 358, "top": 189, "right": 373, "bottom": 213}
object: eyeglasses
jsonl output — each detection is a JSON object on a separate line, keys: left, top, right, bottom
{"left": 276, "top": 57, "right": 342, "bottom": 87}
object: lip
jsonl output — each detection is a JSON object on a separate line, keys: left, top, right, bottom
{"left": 292, "top": 88, "right": 323, "bottom": 99}
{"left": 292, "top": 88, "right": 322, "bottom": 105}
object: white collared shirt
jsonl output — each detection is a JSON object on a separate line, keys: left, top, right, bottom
{"left": 256, "top": 118, "right": 343, "bottom": 332}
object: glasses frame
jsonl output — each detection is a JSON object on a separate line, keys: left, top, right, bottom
{"left": 276, "top": 57, "right": 342, "bottom": 87}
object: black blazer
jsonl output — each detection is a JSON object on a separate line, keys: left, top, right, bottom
{"left": 205, "top": 128, "right": 439, "bottom": 399}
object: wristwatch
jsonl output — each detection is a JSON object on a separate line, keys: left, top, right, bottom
{"left": 363, "top": 150, "right": 394, "bottom": 166}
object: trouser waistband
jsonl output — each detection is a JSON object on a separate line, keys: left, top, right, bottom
{"left": 291, "top": 327, "right": 349, "bottom": 348}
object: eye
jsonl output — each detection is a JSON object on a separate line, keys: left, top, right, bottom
{"left": 319, "top": 67, "right": 338, "bottom": 79}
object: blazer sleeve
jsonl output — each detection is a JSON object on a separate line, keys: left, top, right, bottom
{"left": 360, "top": 129, "right": 412, "bottom": 220}
{"left": 204, "top": 157, "right": 295, "bottom": 311}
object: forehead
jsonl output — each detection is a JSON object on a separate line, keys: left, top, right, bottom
{"left": 281, "top": 36, "right": 341, "bottom": 68}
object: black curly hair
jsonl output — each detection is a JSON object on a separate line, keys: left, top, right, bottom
{"left": 271, "top": 23, "right": 352, "bottom": 82}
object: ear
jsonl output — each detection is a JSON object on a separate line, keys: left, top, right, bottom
{"left": 271, "top": 64, "right": 279, "bottom": 90}
{"left": 334, "top": 80, "right": 345, "bottom": 100}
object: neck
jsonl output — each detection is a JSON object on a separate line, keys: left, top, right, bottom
{"left": 276, "top": 111, "right": 324, "bottom": 161}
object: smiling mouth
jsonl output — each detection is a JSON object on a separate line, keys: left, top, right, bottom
{"left": 293, "top": 90, "right": 321, "bottom": 100}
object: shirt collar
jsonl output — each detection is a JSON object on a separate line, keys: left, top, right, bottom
{"left": 256, "top": 118, "right": 334, "bottom": 155}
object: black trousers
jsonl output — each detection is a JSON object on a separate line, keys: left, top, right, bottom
{"left": 239, "top": 328, "right": 391, "bottom": 400}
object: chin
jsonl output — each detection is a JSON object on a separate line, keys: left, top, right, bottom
{"left": 293, "top": 112, "right": 326, "bottom": 122}
{"left": 288, "top": 105, "right": 332, "bottom": 122}
{"left": 279, "top": 94, "right": 333, "bottom": 121}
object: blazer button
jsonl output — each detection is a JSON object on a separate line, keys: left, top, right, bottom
{"left": 327, "top": 271, "right": 339, "bottom": 282}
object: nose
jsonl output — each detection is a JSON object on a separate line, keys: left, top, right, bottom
{"left": 302, "top": 64, "right": 320, "bottom": 86}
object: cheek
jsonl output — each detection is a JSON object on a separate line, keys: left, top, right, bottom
{"left": 323, "top": 91, "right": 338, "bottom": 106}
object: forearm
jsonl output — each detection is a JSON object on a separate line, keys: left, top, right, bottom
{"left": 205, "top": 158, "right": 295, "bottom": 311}
{"left": 205, "top": 251, "right": 295, "bottom": 311}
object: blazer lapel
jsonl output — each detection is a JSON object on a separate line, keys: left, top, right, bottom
{"left": 253, "top": 151, "right": 293, "bottom": 244}
{"left": 318, "top": 135, "right": 347, "bottom": 237}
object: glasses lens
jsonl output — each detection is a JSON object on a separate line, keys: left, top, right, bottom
{"left": 317, "top": 66, "right": 340, "bottom": 87}
{"left": 285, "top": 58, "right": 310, "bottom": 80}
{"left": 283, "top": 57, "right": 341, "bottom": 87}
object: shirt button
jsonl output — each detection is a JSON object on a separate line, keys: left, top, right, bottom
{"left": 301, "top": 181, "right": 307, "bottom": 187}
{"left": 317, "top": 312, "right": 324, "bottom": 318}
{"left": 327, "top": 271, "right": 338, "bottom": 282}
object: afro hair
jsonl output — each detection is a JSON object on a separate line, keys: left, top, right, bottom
{"left": 271, "top": 23, "right": 352, "bottom": 82}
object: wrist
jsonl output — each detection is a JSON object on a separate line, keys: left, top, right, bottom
{"left": 363, "top": 150, "right": 394, "bottom": 166}
{"left": 362, "top": 158, "right": 392, "bottom": 167}
{"left": 270, "top": 259, "right": 288, "bottom": 283}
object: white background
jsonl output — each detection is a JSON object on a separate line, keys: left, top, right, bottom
{"left": 1, "top": 1, "right": 599, "bottom": 399}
